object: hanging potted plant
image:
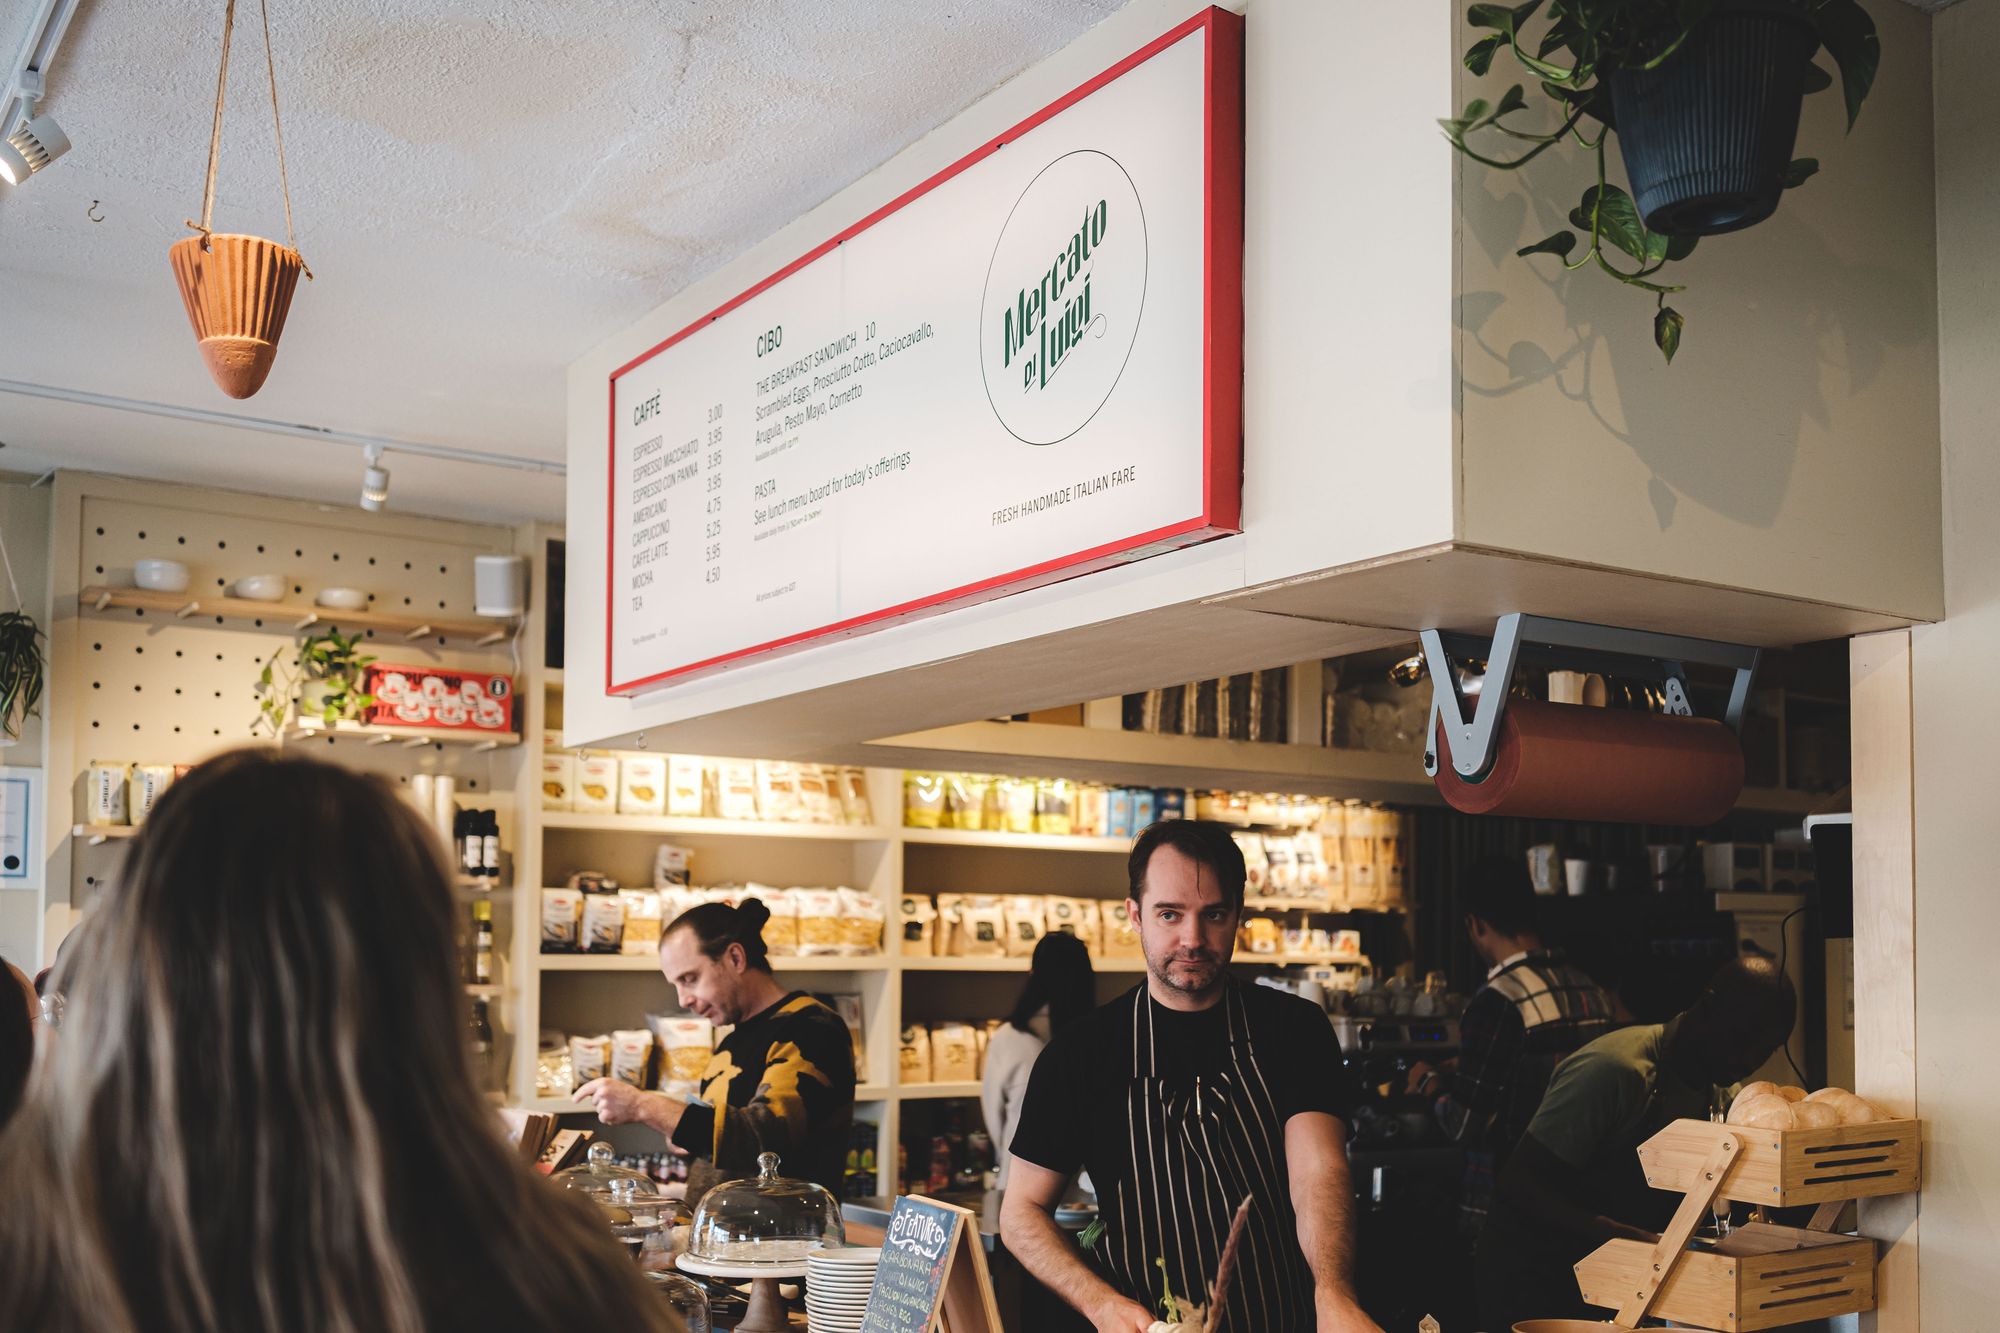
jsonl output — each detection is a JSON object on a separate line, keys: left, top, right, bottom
{"left": 254, "top": 627, "right": 376, "bottom": 735}
{"left": 169, "top": 0, "right": 312, "bottom": 398}
{"left": 0, "top": 529, "right": 42, "bottom": 745}
{"left": 1440, "top": 0, "right": 1879, "bottom": 360}
{"left": 0, "top": 612, "right": 44, "bottom": 745}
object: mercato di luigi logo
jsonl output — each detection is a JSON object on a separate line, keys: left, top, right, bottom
{"left": 980, "top": 150, "right": 1147, "bottom": 446}
{"left": 1000, "top": 198, "right": 1110, "bottom": 395}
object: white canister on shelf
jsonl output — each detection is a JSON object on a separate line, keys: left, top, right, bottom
{"left": 431, "top": 775, "right": 456, "bottom": 846}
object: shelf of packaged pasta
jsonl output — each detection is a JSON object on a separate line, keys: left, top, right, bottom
{"left": 540, "top": 811, "right": 895, "bottom": 842}
{"left": 899, "top": 955, "right": 1146, "bottom": 974}
{"left": 899, "top": 826, "right": 1131, "bottom": 853}
{"left": 537, "top": 951, "right": 891, "bottom": 973}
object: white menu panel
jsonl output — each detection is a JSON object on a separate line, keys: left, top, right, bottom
{"left": 608, "top": 14, "right": 1237, "bottom": 693}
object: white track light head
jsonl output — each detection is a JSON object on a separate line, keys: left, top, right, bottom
{"left": 360, "top": 445, "right": 390, "bottom": 511}
{"left": 0, "top": 114, "right": 71, "bottom": 185}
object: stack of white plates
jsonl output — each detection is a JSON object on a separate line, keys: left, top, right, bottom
{"left": 804, "top": 1246, "right": 881, "bottom": 1333}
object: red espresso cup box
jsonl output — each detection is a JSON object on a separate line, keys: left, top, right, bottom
{"left": 363, "top": 663, "right": 515, "bottom": 733}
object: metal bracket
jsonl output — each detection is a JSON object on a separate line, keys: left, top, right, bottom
{"left": 1421, "top": 613, "right": 1760, "bottom": 782}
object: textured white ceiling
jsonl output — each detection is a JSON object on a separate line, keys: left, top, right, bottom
{"left": 0, "top": 0, "right": 1130, "bottom": 521}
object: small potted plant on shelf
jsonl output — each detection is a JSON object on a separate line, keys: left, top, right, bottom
{"left": 0, "top": 609, "right": 44, "bottom": 745}
{"left": 255, "top": 627, "right": 377, "bottom": 735}
{"left": 1440, "top": 0, "right": 1879, "bottom": 360}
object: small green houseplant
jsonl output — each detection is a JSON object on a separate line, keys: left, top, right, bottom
{"left": 255, "top": 627, "right": 377, "bottom": 735}
{"left": 1441, "top": 0, "right": 1879, "bottom": 360}
{"left": 0, "top": 610, "right": 45, "bottom": 743}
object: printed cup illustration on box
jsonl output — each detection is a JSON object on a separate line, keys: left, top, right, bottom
{"left": 364, "top": 664, "right": 515, "bottom": 733}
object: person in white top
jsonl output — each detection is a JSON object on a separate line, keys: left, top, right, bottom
{"left": 983, "top": 930, "right": 1094, "bottom": 1189}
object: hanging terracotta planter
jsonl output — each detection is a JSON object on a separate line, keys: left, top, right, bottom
{"left": 173, "top": 0, "right": 311, "bottom": 399}
{"left": 168, "top": 232, "right": 306, "bottom": 399}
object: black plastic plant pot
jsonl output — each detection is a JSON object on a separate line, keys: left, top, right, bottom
{"left": 1607, "top": 0, "right": 1820, "bottom": 237}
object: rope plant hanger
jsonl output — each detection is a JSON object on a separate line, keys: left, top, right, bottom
{"left": 168, "top": 0, "right": 312, "bottom": 399}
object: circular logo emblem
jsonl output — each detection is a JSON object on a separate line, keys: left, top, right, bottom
{"left": 980, "top": 150, "right": 1148, "bottom": 446}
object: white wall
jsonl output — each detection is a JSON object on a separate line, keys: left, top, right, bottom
{"left": 565, "top": 0, "right": 1460, "bottom": 748}
{"left": 0, "top": 476, "right": 50, "bottom": 970}
{"left": 1452, "top": 0, "right": 1941, "bottom": 620}
{"left": 1909, "top": 2, "right": 2000, "bottom": 1321}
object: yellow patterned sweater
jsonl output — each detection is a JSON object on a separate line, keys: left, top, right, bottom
{"left": 672, "top": 992, "right": 857, "bottom": 1204}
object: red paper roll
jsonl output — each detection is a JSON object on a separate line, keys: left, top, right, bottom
{"left": 1434, "top": 698, "right": 1744, "bottom": 825}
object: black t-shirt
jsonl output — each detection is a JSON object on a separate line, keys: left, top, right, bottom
{"left": 1008, "top": 982, "right": 1360, "bottom": 1195}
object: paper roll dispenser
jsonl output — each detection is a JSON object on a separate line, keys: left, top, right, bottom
{"left": 1420, "top": 615, "right": 1758, "bottom": 826}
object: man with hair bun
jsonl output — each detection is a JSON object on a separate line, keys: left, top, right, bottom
{"left": 574, "top": 897, "right": 857, "bottom": 1201}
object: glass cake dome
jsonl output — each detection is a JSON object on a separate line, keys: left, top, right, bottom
{"left": 687, "top": 1151, "right": 845, "bottom": 1266}
{"left": 552, "top": 1142, "right": 690, "bottom": 1264}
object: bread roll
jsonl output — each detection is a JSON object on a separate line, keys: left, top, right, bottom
{"left": 1804, "top": 1086, "right": 1849, "bottom": 1103}
{"left": 1792, "top": 1101, "right": 1841, "bottom": 1129}
{"left": 1775, "top": 1085, "right": 1809, "bottom": 1103}
{"left": 1737, "top": 1080, "right": 1781, "bottom": 1103}
{"left": 1809, "top": 1089, "right": 1884, "bottom": 1125}
{"left": 1728, "top": 1094, "right": 1798, "bottom": 1129}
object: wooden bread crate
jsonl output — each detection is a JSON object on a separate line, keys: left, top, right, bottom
{"left": 1576, "top": 1223, "right": 1876, "bottom": 1332}
{"left": 1638, "top": 1117, "right": 1921, "bottom": 1207}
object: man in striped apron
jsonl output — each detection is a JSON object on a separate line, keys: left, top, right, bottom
{"left": 1001, "top": 821, "right": 1382, "bottom": 1333}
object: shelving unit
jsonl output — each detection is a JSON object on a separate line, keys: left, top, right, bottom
{"left": 282, "top": 721, "right": 520, "bottom": 750}
{"left": 69, "top": 823, "right": 141, "bottom": 846}
{"left": 543, "top": 811, "right": 892, "bottom": 841}
{"left": 79, "top": 585, "right": 518, "bottom": 645}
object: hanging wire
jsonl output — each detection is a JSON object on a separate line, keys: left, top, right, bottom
{"left": 186, "top": 0, "right": 311, "bottom": 276}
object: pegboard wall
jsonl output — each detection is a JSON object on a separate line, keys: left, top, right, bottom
{"left": 63, "top": 485, "right": 530, "bottom": 901}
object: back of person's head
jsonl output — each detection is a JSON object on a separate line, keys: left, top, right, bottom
{"left": 1680, "top": 955, "right": 1799, "bottom": 1085}
{"left": 1462, "top": 856, "right": 1539, "bottom": 937}
{"left": 0, "top": 958, "right": 32, "bottom": 1129}
{"left": 1008, "top": 930, "right": 1096, "bottom": 1036}
{"left": 0, "top": 750, "right": 674, "bottom": 1333}
{"left": 667, "top": 898, "right": 775, "bottom": 973}
{"left": 1127, "top": 819, "right": 1247, "bottom": 911}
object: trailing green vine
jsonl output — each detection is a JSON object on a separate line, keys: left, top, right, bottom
{"left": 253, "top": 627, "right": 377, "bottom": 735}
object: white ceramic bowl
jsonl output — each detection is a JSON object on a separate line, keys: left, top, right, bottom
{"left": 231, "top": 573, "right": 285, "bottom": 602}
{"left": 314, "top": 586, "right": 368, "bottom": 610}
{"left": 134, "top": 559, "right": 191, "bottom": 593}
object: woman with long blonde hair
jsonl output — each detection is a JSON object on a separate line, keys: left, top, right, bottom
{"left": 0, "top": 750, "right": 681, "bottom": 1332}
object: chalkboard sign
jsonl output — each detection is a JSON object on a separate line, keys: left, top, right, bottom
{"left": 859, "top": 1195, "right": 999, "bottom": 1333}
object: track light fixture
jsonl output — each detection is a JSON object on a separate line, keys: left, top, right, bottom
{"left": 360, "top": 445, "right": 390, "bottom": 512}
{"left": 0, "top": 112, "right": 68, "bottom": 185}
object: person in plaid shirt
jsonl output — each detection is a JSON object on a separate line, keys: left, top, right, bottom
{"left": 1406, "top": 858, "right": 1615, "bottom": 1233}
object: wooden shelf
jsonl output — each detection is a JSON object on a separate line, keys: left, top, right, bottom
{"left": 537, "top": 951, "right": 890, "bottom": 972}
{"left": 283, "top": 720, "right": 519, "bottom": 750}
{"left": 541, "top": 811, "right": 892, "bottom": 841}
{"left": 900, "top": 955, "right": 1140, "bottom": 973}
{"left": 899, "top": 1082, "right": 983, "bottom": 1101}
{"left": 70, "top": 823, "right": 141, "bottom": 845}
{"left": 80, "top": 584, "right": 518, "bottom": 645}
{"left": 866, "top": 720, "right": 1444, "bottom": 804}
{"left": 900, "top": 826, "right": 1130, "bottom": 853}
{"left": 524, "top": 1085, "right": 892, "bottom": 1114}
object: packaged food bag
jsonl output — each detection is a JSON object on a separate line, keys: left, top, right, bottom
{"left": 610, "top": 1028, "right": 655, "bottom": 1088}
{"left": 898, "top": 1024, "right": 932, "bottom": 1084}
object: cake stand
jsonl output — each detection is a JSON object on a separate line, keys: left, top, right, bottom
{"left": 676, "top": 1252, "right": 810, "bottom": 1333}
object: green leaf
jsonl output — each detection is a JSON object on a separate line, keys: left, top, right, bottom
{"left": 1664, "top": 233, "right": 1700, "bottom": 262}
{"left": 1655, "top": 304, "right": 1686, "bottom": 363}
{"left": 1491, "top": 83, "right": 1528, "bottom": 120}
{"left": 1802, "top": 61, "right": 1833, "bottom": 95}
{"left": 1569, "top": 183, "right": 1664, "bottom": 263}
{"left": 1466, "top": 33, "right": 1504, "bottom": 75}
{"left": 1468, "top": 0, "right": 1544, "bottom": 37}
{"left": 1078, "top": 1219, "right": 1107, "bottom": 1251}
{"left": 1782, "top": 157, "right": 1820, "bottom": 188}
{"left": 1813, "top": 0, "right": 1879, "bottom": 131}
{"left": 1517, "top": 230, "right": 1578, "bottom": 259}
